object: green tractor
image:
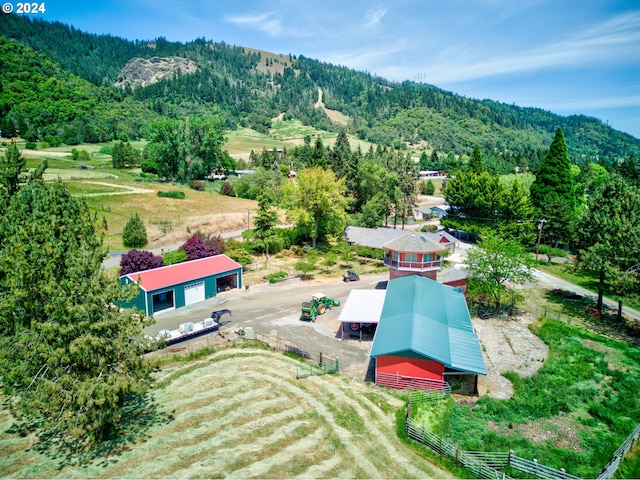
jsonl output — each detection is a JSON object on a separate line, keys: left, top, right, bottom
{"left": 300, "top": 292, "right": 341, "bottom": 321}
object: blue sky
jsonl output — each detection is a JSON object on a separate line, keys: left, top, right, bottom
{"left": 22, "top": 0, "right": 640, "bottom": 139}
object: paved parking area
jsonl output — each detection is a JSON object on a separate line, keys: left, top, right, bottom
{"left": 146, "top": 272, "right": 389, "bottom": 379}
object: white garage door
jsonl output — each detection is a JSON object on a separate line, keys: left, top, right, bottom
{"left": 184, "top": 281, "right": 205, "bottom": 306}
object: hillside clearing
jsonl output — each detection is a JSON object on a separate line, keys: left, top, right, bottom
{"left": 0, "top": 348, "right": 451, "bottom": 478}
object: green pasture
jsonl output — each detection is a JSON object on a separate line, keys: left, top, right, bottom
{"left": 409, "top": 318, "right": 640, "bottom": 478}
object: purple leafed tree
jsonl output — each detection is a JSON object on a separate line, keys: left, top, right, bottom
{"left": 120, "top": 249, "right": 164, "bottom": 275}
{"left": 182, "top": 236, "right": 220, "bottom": 261}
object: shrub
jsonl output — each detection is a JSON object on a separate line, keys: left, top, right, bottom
{"left": 120, "top": 249, "right": 163, "bottom": 275}
{"left": 181, "top": 236, "right": 220, "bottom": 261}
{"left": 163, "top": 249, "right": 187, "bottom": 266}
{"left": 157, "top": 190, "right": 185, "bottom": 199}
{"left": 188, "top": 180, "right": 205, "bottom": 191}
{"left": 263, "top": 271, "right": 288, "bottom": 284}
{"left": 141, "top": 159, "right": 158, "bottom": 174}
{"left": 420, "top": 224, "right": 438, "bottom": 233}
{"left": 122, "top": 213, "right": 148, "bottom": 248}
{"left": 220, "top": 181, "right": 235, "bottom": 197}
{"left": 25, "top": 141, "right": 37, "bottom": 150}
{"left": 192, "top": 229, "right": 226, "bottom": 254}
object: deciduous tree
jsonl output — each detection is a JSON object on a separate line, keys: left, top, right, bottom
{"left": 120, "top": 249, "right": 164, "bottom": 275}
{"left": 466, "top": 230, "right": 536, "bottom": 309}
{"left": 283, "top": 167, "right": 350, "bottom": 248}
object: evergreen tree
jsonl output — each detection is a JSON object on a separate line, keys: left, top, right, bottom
{"left": 468, "top": 145, "right": 484, "bottom": 173}
{"left": 0, "top": 180, "right": 152, "bottom": 448}
{"left": 530, "top": 128, "right": 577, "bottom": 246}
{"left": 572, "top": 175, "right": 640, "bottom": 314}
{"left": 111, "top": 140, "right": 138, "bottom": 168}
{"left": 122, "top": 213, "right": 148, "bottom": 248}
{"left": 0, "top": 141, "right": 27, "bottom": 197}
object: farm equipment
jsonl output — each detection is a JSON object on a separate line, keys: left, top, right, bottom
{"left": 300, "top": 293, "right": 340, "bottom": 321}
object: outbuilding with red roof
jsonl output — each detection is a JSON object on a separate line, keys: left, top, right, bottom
{"left": 119, "top": 254, "right": 242, "bottom": 315}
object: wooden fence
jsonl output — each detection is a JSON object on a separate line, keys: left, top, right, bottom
{"left": 597, "top": 422, "right": 640, "bottom": 479}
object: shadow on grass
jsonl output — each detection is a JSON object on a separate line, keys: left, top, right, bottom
{"left": 543, "top": 289, "right": 640, "bottom": 347}
{"left": 7, "top": 392, "right": 174, "bottom": 468}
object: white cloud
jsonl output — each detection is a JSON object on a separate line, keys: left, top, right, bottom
{"left": 225, "top": 12, "right": 283, "bottom": 37}
{"left": 546, "top": 95, "right": 640, "bottom": 111}
{"left": 364, "top": 7, "right": 387, "bottom": 28}
{"left": 424, "top": 10, "right": 640, "bottom": 84}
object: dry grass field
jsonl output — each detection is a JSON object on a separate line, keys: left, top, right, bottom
{"left": 0, "top": 347, "right": 451, "bottom": 479}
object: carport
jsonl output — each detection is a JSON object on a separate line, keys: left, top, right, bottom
{"left": 337, "top": 289, "right": 386, "bottom": 341}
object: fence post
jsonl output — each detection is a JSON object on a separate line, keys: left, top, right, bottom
{"left": 533, "top": 458, "right": 538, "bottom": 475}
{"left": 560, "top": 467, "right": 566, "bottom": 479}
{"left": 455, "top": 447, "right": 459, "bottom": 466}
{"left": 508, "top": 450, "right": 513, "bottom": 466}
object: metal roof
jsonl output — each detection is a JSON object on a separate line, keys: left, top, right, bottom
{"left": 123, "top": 254, "right": 241, "bottom": 291}
{"left": 338, "top": 289, "right": 387, "bottom": 324}
{"left": 369, "top": 275, "right": 486, "bottom": 376}
{"left": 383, "top": 232, "right": 446, "bottom": 253}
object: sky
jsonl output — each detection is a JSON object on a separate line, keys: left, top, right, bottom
{"left": 15, "top": 0, "right": 640, "bottom": 139}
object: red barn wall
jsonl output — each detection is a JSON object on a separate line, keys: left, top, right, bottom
{"left": 376, "top": 355, "right": 445, "bottom": 381}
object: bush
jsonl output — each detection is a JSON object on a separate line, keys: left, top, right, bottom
{"left": 141, "top": 159, "right": 158, "bottom": 174}
{"left": 220, "top": 181, "right": 235, "bottom": 197}
{"left": 181, "top": 236, "right": 220, "bottom": 261}
{"left": 420, "top": 224, "right": 438, "bottom": 233}
{"left": 263, "top": 271, "right": 288, "bottom": 284}
{"left": 25, "top": 141, "right": 37, "bottom": 150}
{"left": 157, "top": 190, "right": 186, "bottom": 199}
{"left": 188, "top": 180, "right": 205, "bottom": 191}
{"left": 163, "top": 249, "right": 187, "bottom": 266}
{"left": 120, "top": 249, "right": 163, "bottom": 275}
{"left": 122, "top": 213, "right": 148, "bottom": 248}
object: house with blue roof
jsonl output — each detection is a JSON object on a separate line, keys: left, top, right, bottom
{"left": 369, "top": 275, "right": 486, "bottom": 394}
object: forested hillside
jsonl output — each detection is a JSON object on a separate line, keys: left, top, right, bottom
{"left": 1, "top": 13, "right": 639, "bottom": 164}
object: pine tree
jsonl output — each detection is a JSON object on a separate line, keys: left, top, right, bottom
{"left": 0, "top": 180, "right": 152, "bottom": 448}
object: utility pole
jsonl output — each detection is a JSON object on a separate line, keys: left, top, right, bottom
{"left": 535, "top": 218, "right": 547, "bottom": 261}
{"left": 246, "top": 207, "right": 251, "bottom": 229}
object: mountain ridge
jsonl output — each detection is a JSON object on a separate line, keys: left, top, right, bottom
{"left": 1, "top": 13, "right": 638, "bottom": 164}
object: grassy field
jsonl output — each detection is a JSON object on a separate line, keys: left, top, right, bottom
{"left": 0, "top": 346, "right": 452, "bottom": 479}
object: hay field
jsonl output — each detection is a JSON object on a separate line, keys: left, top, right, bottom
{"left": 0, "top": 348, "right": 450, "bottom": 479}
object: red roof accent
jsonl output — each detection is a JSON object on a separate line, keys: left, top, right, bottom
{"left": 124, "top": 254, "right": 241, "bottom": 291}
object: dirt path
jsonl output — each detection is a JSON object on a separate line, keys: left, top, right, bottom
{"left": 77, "top": 181, "right": 155, "bottom": 197}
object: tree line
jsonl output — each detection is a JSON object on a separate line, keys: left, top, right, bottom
{"left": 2, "top": 14, "right": 640, "bottom": 165}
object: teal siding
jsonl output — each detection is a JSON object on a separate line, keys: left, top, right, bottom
{"left": 119, "top": 267, "right": 242, "bottom": 316}
{"left": 118, "top": 276, "right": 147, "bottom": 313}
